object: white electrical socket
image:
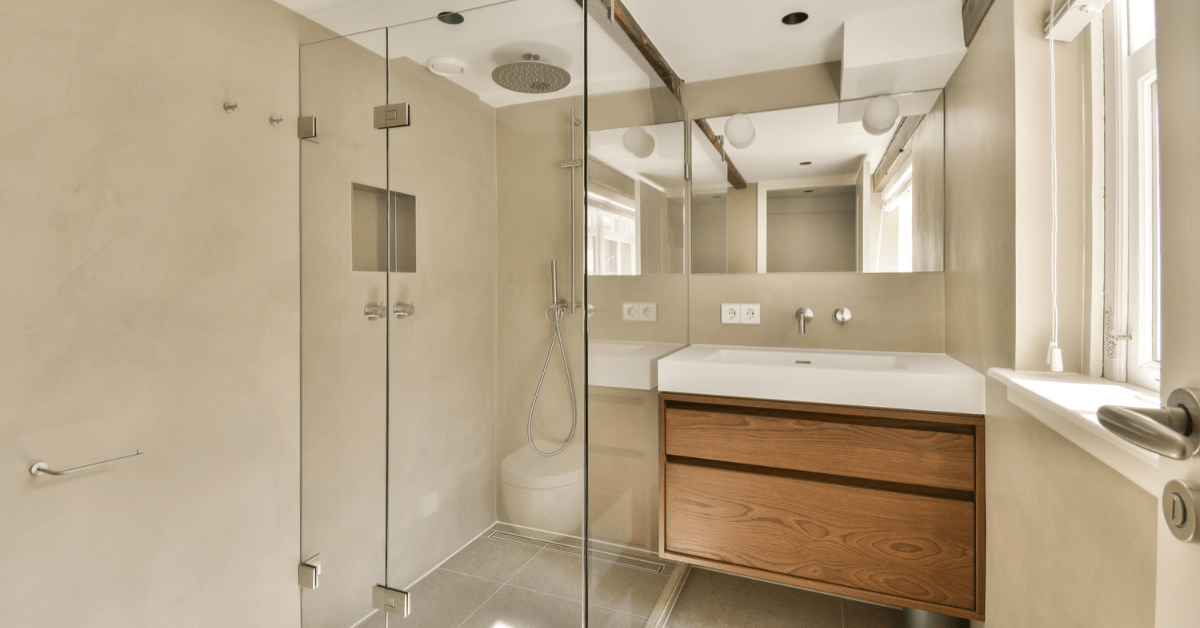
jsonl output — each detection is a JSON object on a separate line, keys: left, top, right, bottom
{"left": 623, "top": 302, "right": 641, "bottom": 321}
{"left": 721, "top": 303, "right": 741, "bottom": 324}
{"left": 740, "top": 303, "right": 760, "bottom": 325}
{"left": 640, "top": 302, "right": 657, "bottom": 322}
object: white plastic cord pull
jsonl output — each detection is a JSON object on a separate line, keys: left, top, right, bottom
{"left": 1047, "top": 341, "right": 1064, "bottom": 373}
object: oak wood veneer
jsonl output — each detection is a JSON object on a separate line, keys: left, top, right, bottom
{"left": 659, "top": 392, "right": 985, "bottom": 621}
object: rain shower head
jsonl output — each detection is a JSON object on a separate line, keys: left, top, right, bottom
{"left": 491, "top": 53, "right": 571, "bottom": 94}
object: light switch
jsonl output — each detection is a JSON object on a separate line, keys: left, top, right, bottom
{"left": 623, "top": 303, "right": 641, "bottom": 321}
{"left": 721, "top": 303, "right": 741, "bottom": 324}
{"left": 640, "top": 302, "right": 657, "bottom": 322}
{"left": 740, "top": 304, "right": 760, "bottom": 325}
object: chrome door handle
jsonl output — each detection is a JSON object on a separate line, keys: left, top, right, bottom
{"left": 1098, "top": 388, "right": 1200, "bottom": 459}
{"left": 393, "top": 302, "right": 415, "bottom": 318}
{"left": 364, "top": 302, "right": 387, "bottom": 320}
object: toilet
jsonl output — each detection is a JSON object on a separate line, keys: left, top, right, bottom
{"left": 500, "top": 440, "right": 584, "bottom": 536}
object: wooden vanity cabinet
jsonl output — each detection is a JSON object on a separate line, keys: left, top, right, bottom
{"left": 658, "top": 392, "right": 985, "bottom": 621}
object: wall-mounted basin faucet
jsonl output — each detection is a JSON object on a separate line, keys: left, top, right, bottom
{"left": 795, "top": 308, "right": 814, "bottom": 334}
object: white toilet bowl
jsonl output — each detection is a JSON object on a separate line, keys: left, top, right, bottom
{"left": 500, "top": 439, "right": 583, "bottom": 536}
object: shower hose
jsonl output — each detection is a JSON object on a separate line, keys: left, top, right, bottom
{"left": 526, "top": 302, "right": 577, "bottom": 457}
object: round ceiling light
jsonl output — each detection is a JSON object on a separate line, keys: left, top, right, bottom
{"left": 426, "top": 56, "right": 466, "bottom": 77}
{"left": 862, "top": 96, "right": 900, "bottom": 136}
{"left": 622, "top": 126, "right": 655, "bottom": 159}
{"left": 782, "top": 12, "right": 809, "bottom": 25}
{"left": 723, "top": 113, "right": 756, "bottom": 149}
{"left": 437, "top": 11, "right": 465, "bottom": 24}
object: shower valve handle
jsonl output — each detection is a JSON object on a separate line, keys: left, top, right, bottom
{"left": 394, "top": 302, "right": 415, "bottom": 318}
{"left": 364, "top": 302, "right": 387, "bottom": 320}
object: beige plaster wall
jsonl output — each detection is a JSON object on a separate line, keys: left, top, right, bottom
{"left": 496, "top": 97, "right": 586, "bottom": 524}
{"left": 688, "top": 272, "right": 945, "bottom": 352}
{"left": 0, "top": 0, "right": 316, "bottom": 626}
{"left": 766, "top": 197, "right": 857, "bottom": 274}
{"left": 585, "top": 275, "right": 689, "bottom": 344}
{"left": 944, "top": 0, "right": 1018, "bottom": 374}
{"left": 682, "top": 62, "right": 841, "bottom": 119}
{"left": 981, "top": 379, "right": 1157, "bottom": 627}
{"left": 725, "top": 183, "right": 758, "bottom": 274}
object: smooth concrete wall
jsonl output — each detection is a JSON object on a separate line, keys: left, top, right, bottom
{"left": 385, "top": 58, "right": 499, "bottom": 589}
{"left": 942, "top": 1, "right": 1162, "bottom": 625}
{"left": 726, "top": 184, "right": 758, "bottom": 274}
{"left": 766, "top": 199, "right": 857, "bottom": 274}
{"left": 982, "top": 380, "right": 1156, "bottom": 626}
{"left": 586, "top": 275, "right": 689, "bottom": 344}
{"left": 0, "top": 0, "right": 315, "bottom": 625}
{"left": 496, "top": 97, "right": 586, "bottom": 526}
{"left": 912, "top": 94, "right": 947, "bottom": 272}
{"left": 689, "top": 272, "right": 946, "bottom": 352}
{"left": 944, "top": 0, "right": 1018, "bottom": 374}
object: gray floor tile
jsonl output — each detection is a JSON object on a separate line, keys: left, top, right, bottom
{"left": 493, "top": 522, "right": 557, "bottom": 542}
{"left": 356, "top": 611, "right": 386, "bottom": 628}
{"left": 387, "top": 569, "right": 502, "bottom": 628}
{"left": 440, "top": 536, "right": 540, "bottom": 583}
{"left": 509, "top": 549, "right": 585, "bottom": 601}
{"left": 842, "top": 600, "right": 905, "bottom": 628}
{"left": 589, "top": 559, "right": 671, "bottom": 619}
{"left": 589, "top": 605, "right": 649, "bottom": 628}
{"left": 458, "top": 584, "right": 582, "bottom": 628}
{"left": 666, "top": 568, "right": 842, "bottom": 628}
{"left": 551, "top": 534, "right": 584, "bottom": 549}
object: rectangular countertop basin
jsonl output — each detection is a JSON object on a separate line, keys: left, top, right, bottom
{"left": 657, "top": 344, "right": 985, "bottom": 414}
{"left": 588, "top": 341, "right": 687, "bottom": 390}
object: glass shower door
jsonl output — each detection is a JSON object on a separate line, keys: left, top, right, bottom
{"left": 299, "top": 28, "right": 390, "bottom": 628}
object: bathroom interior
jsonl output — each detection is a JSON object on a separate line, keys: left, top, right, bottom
{"left": 5, "top": 0, "right": 1200, "bottom": 627}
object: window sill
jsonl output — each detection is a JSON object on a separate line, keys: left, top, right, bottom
{"left": 987, "top": 368, "right": 1166, "bottom": 494}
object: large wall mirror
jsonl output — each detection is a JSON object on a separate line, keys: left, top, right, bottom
{"left": 587, "top": 122, "right": 686, "bottom": 276}
{"left": 690, "top": 88, "right": 945, "bottom": 274}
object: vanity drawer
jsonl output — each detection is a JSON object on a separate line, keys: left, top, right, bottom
{"left": 663, "top": 461, "right": 976, "bottom": 610}
{"left": 664, "top": 405, "right": 975, "bottom": 491}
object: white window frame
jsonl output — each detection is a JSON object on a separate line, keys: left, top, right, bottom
{"left": 1103, "top": 0, "right": 1160, "bottom": 390}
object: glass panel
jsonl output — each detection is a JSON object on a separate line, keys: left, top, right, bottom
{"left": 300, "top": 27, "right": 389, "bottom": 628}
{"left": 584, "top": 0, "right": 690, "bottom": 626}
{"left": 383, "top": 1, "right": 586, "bottom": 626}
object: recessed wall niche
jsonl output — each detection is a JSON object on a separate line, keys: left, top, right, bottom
{"left": 350, "top": 183, "right": 416, "bottom": 272}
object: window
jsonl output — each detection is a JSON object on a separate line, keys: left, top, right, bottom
{"left": 880, "top": 166, "right": 914, "bottom": 273}
{"left": 1105, "top": 0, "right": 1160, "bottom": 389}
{"left": 586, "top": 189, "right": 639, "bottom": 275}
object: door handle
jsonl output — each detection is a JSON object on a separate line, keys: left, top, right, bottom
{"left": 1098, "top": 388, "right": 1200, "bottom": 459}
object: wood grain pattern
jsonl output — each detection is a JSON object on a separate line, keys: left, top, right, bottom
{"left": 660, "top": 392, "right": 985, "bottom": 425}
{"left": 694, "top": 118, "right": 749, "bottom": 190}
{"left": 664, "top": 462, "right": 976, "bottom": 609}
{"left": 664, "top": 407, "right": 976, "bottom": 491}
{"left": 974, "top": 424, "right": 986, "bottom": 616}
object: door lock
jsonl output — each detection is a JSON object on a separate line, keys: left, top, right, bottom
{"left": 1163, "top": 480, "right": 1200, "bottom": 542}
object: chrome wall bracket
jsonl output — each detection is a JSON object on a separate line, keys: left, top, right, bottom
{"left": 372, "top": 585, "right": 410, "bottom": 617}
{"left": 374, "top": 103, "right": 411, "bottom": 129}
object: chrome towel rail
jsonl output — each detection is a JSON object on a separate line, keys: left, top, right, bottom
{"left": 30, "top": 450, "right": 144, "bottom": 477}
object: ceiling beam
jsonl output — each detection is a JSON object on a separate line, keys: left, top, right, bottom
{"left": 962, "top": 0, "right": 996, "bottom": 47}
{"left": 694, "top": 118, "right": 748, "bottom": 190}
{"left": 575, "top": 0, "right": 747, "bottom": 190}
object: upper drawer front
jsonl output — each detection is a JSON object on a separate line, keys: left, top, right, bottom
{"left": 664, "top": 406, "right": 975, "bottom": 491}
{"left": 664, "top": 462, "right": 976, "bottom": 609}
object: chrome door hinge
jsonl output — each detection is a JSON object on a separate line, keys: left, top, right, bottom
{"left": 373, "top": 585, "right": 411, "bottom": 617}
{"left": 374, "top": 103, "right": 411, "bottom": 129}
{"left": 298, "top": 554, "right": 321, "bottom": 589}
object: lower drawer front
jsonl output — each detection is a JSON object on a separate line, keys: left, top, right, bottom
{"left": 664, "top": 462, "right": 976, "bottom": 610}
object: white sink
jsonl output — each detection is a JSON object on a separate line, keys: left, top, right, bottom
{"left": 658, "top": 344, "right": 985, "bottom": 414}
{"left": 588, "top": 341, "right": 687, "bottom": 390}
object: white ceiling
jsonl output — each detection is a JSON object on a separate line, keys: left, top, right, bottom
{"left": 278, "top": 0, "right": 966, "bottom": 106}
{"left": 618, "top": 0, "right": 962, "bottom": 82}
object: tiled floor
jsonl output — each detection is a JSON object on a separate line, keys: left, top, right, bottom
{"left": 378, "top": 523, "right": 676, "bottom": 628}
{"left": 664, "top": 568, "right": 905, "bottom": 628}
{"left": 363, "top": 523, "right": 905, "bottom": 628}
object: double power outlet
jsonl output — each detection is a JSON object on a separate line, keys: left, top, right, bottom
{"left": 623, "top": 302, "right": 658, "bottom": 322}
{"left": 721, "top": 303, "right": 761, "bottom": 325}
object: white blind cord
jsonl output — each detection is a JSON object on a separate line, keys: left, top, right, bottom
{"left": 1047, "top": 1, "right": 1064, "bottom": 372}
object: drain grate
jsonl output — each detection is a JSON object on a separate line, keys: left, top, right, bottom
{"left": 488, "top": 531, "right": 666, "bottom": 574}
